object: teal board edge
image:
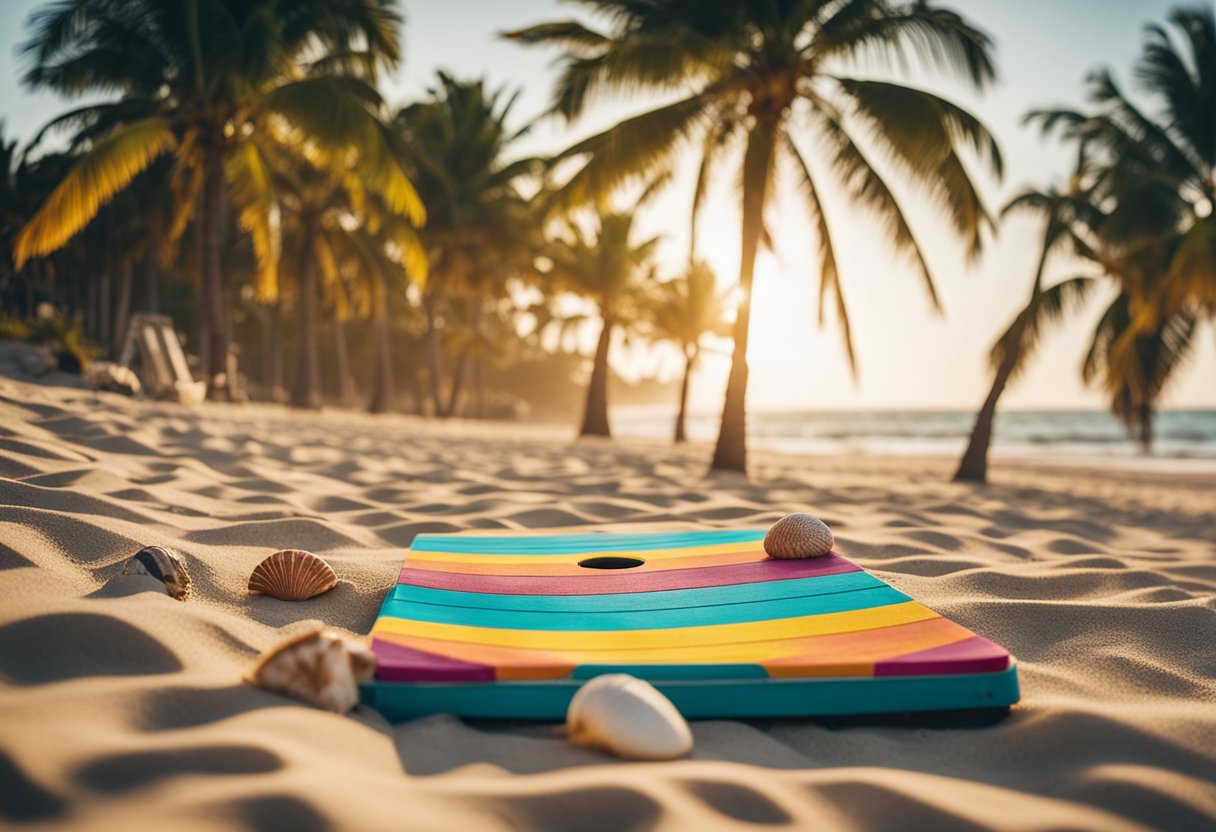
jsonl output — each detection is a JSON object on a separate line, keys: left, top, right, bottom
{"left": 362, "top": 665, "right": 1020, "bottom": 722}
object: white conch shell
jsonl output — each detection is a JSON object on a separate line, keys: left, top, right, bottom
{"left": 121, "top": 545, "right": 192, "bottom": 600}
{"left": 566, "top": 674, "right": 693, "bottom": 760}
{"left": 763, "top": 512, "right": 834, "bottom": 559}
{"left": 245, "top": 629, "right": 375, "bottom": 714}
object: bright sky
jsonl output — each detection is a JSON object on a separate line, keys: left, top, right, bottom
{"left": 2, "top": 0, "right": 1213, "bottom": 412}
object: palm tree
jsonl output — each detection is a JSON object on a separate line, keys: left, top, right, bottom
{"left": 14, "top": 0, "right": 421, "bottom": 400}
{"left": 507, "top": 0, "right": 1001, "bottom": 473}
{"left": 954, "top": 185, "right": 1100, "bottom": 482}
{"left": 392, "top": 72, "right": 543, "bottom": 417}
{"left": 1015, "top": 5, "right": 1216, "bottom": 453}
{"left": 544, "top": 189, "right": 662, "bottom": 437}
{"left": 648, "top": 261, "right": 732, "bottom": 442}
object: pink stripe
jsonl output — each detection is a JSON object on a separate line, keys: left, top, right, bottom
{"left": 874, "top": 636, "right": 1011, "bottom": 677}
{"left": 396, "top": 554, "right": 860, "bottom": 596}
{"left": 372, "top": 637, "right": 496, "bottom": 682}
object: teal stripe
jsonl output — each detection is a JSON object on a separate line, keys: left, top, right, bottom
{"left": 377, "top": 584, "right": 908, "bottom": 631}
{"left": 410, "top": 529, "right": 766, "bottom": 555}
{"left": 391, "top": 571, "right": 883, "bottom": 613}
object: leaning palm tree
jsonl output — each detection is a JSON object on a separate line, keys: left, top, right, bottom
{"left": 954, "top": 185, "right": 1100, "bottom": 482}
{"left": 507, "top": 0, "right": 1001, "bottom": 473}
{"left": 14, "top": 0, "right": 421, "bottom": 400}
{"left": 544, "top": 191, "right": 662, "bottom": 437}
{"left": 648, "top": 261, "right": 732, "bottom": 442}
{"left": 1016, "top": 5, "right": 1216, "bottom": 453}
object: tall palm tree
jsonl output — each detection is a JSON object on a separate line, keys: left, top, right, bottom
{"left": 392, "top": 72, "right": 543, "bottom": 417}
{"left": 545, "top": 190, "right": 662, "bottom": 437}
{"left": 648, "top": 261, "right": 732, "bottom": 442}
{"left": 954, "top": 185, "right": 1100, "bottom": 482}
{"left": 507, "top": 0, "right": 1001, "bottom": 473}
{"left": 14, "top": 0, "right": 421, "bottom": 400}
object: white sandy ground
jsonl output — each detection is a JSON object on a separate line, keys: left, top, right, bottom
{"left": 0, "top": 376, "right": 1214, "bottom": 831}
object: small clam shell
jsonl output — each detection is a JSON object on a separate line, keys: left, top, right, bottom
{"left": 248, "top": 549, "right": 337, "bottom": 601}
{"left": 120, "top": 545, "right": 192, "bottom": 601}
{"left": 245, "top": 628, "right": 375, "bottom": 713}
{"left": 763, "top": 512, "right": 834, "bottom": 559}
{"left": 566, "top": 674, "right": 693, "bottom": 761}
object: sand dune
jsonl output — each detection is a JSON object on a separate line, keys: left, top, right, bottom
{"left": 0, "top": 376, "right": 1213, "bottom": 831}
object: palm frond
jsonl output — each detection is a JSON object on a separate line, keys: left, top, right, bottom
{"left": 552, "top": 90, "right": 715, "bottom": 210}
{"left": 991, "top": 275, "right": 1095, "bottom": 381}
{"left": 810, "top": 107, "right": 939, "bottom": 312}
{"left": 225, "top": 138, "right": 280, "bottom": 301}
{"left": 815, "top": 1, "right": 998, "bottom": 91}
{"left": 832, "top": 78, "right": 999, "bottom": 258}
{"left": 264, "top": 76, "right": 425, "bottom": 226}
{"left": 14, "top": 116, "right": 176, "bottom": 267}
{"left": 784, "top": 133, "right": 854, "bottom": 373}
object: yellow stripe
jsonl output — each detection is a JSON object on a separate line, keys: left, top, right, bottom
{"left": 406, "top": 539, "right": 765, "bottom": 566}
{"left": 372, "top": 601, "right": 937, "bottom": 650}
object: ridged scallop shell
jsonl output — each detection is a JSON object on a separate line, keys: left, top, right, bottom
{"left": 248, "top": 549, "right": 337, "bottom": 601}
{"left": 566, "top": 674, "right": 693, "bottom": 760}
{"left": 120, "top": 545, "right": 192, "bottom": 601}
{"left": 245, "top": 628, "right": 375, "bottom": 714}
{"left": 763, "top": 512, "right": 834, "bottom": 559}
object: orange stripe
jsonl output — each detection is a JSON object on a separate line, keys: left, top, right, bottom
{"left": 404, "top": 549, "right": 766, "bottom": 576}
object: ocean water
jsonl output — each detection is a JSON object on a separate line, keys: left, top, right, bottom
{"left": 612, "top": 407, "right": 1216, "bottom": 469}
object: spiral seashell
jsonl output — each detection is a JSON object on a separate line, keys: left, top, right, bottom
{"left": 763, "top": 512, "right": 834, "bottom": 559}
{"left": 121, "top": 545, "right": 192, "bottom": 601}
{"left": 245, "top": 628, "right": 376, "bottom": 714}
{"left": 566, "top": 674, "right": 693, "bottom": 761}
{"left": 248, "top": 549, "right": 337, "bottom": 601}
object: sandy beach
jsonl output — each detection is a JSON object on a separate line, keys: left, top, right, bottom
{"left": 1, "top": 377, "right": 1214, "bottom": 831}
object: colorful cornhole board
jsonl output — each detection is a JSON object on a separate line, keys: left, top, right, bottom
{"left": 363, "top": 530, "right": 1020, "bottom": 720}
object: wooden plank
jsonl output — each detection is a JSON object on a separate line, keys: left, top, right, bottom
{"left": 372, "top": 600, "right": 938, "bottom": 650}
{"left": 391, "top": 570, "right": 882, "bottom": 612}
{"left": 377, "top": 585, "right": 910, "bottom": 631}
{"left": 410, "top": 529, "right": 767, "bottom": 554}
{"left": 396, "top": 555, "right": 860, "bottom": 595}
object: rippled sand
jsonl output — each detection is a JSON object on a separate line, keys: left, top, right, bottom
{"left": 1, "top": 377, "right": 1213, "bottom": 831}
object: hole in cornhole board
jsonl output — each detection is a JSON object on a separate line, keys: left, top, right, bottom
{"left": 577, "top": 556, "right": 645, "bottom": 570}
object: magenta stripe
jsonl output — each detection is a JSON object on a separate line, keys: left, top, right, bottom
{"left": 372, "top": 637, "right": 496, "bottom": 682}
{"left": 874, "top": 636, "right": 1011, "bottom": 677}
{"left": 396, "top": 554, "right": 860, "bottom": 596}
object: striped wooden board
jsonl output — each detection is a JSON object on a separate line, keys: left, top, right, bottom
{"left": 363, "top": 530, "right": 1020, "bottom": 720}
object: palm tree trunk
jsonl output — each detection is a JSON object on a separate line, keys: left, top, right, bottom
{"left": 142, "top": 255, "right": 158, "bottom": 313}
{"left": 97, "top": 267, "right": 111, "bottom": 358}
{"left": 443, "top": 296, "right": 482, "bottom": 418}
{"left": 710, "top": 120, "right": 776, "bottom": 473}
{"left": 580, "top": 312, "right": 614, "bottom": 437}
{"left": 111, "top": 257, "right": 133, "bottom": 359}
{"left": 368, "top": 301, "right": 395, "bottom": 414}
{"left": 424, "top": 292, "right": 444, "bottom": 416}
{"left": 333, "top": 319, "right": 356, "bottom": 406}
{"left": 1138, "top": 400, "right": 1153, "bottom": 452}
{"left": 674, "top": 344, "right": 697, "bottom": 443}
{"left": 200, "top": 147, "right": 234, "bottom": 400}
{"left": 291, "top": 218, "right": 322, "bottom": 409}
{"left": 953, "top": 350, "right": 1017, "bottom": 483}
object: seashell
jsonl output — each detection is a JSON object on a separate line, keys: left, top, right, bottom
{"left": 248, "top": 549, "right": 337, "bottom": 601}
{"left": 121, "top": 545, "right": 192, "bottom": 600}
{"left": 245, "top": 628, "right": 376, "bottom": 714}
{"left": 763, "top": 512, "right": 834, "bottom": 559}
{"left": 566, "top": 674, "right": 693, "bottom": 761}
